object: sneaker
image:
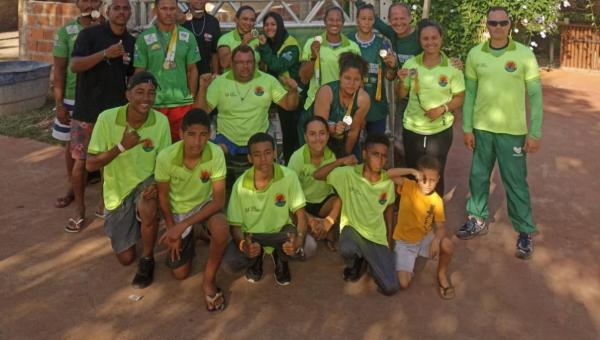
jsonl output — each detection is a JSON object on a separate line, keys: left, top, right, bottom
{"left": 272, "top": 252, "right": 291, "bottom": 286}
{"left": 516, "top": 233, "right": 534, "bottom": 259}
{"left": 456, "top": 216, "right": 488, "bottom": 240}
{"left": 343, "top": 257, "right": 365, "bottom": 282}
{"left": 131, "top": 256, "right": 154, "bottom": 289}
{"left": 245, "top": 254, "right": 264, "bottom": 283}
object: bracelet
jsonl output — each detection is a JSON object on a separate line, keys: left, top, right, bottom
{"left": 325, "top": 216, "right": 335, "bottom": 225}
{"left": 238, "top": 239, "right": 246, "bottom": 252}
{"left": 443, "top": 103, "right": 449, "bottom": 113}
{"left": 102, "top": 49, "right": 107, "bottom": 60}
{"left": 117, "top": 143, "right": 126, "bottom": 153}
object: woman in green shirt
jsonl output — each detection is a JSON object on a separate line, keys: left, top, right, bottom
{"left": 396, "top": 20, "right": 465, "bottom": 195}
{"left": 311, "top": 52, "right": 370, "bottom": 158}
{"left": 257, "top": 12, "right": 302, "bottom": 163}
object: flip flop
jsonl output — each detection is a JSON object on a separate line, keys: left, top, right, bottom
{"left": 95, "top": 209, "right": 105, "bottom": 219}
{"left": 438, "top": 282, "right": 455, "bottom": 300}
{"left": 54, "top": 193, "right": 74, "bottom": 208}
{"left": 205, "top": 288, "right": 226, "bottom": 313}
{"left": 64, "top": 218, "right": 84, "bottom": 233}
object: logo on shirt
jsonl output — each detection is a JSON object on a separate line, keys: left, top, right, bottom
{"left": 150, "top": 43, "right": 161, "bottom": 51}
{"left": 505, "top": 61, "right": 517, "bottom": 73}
{"left": 144, "top": 33, "right": 158, "bottom": 45}
{"left": 179, "top": 31, "right": 190, "bottom": 42}
{"left": 282, "top": 51, "right": 293, "bottom": 62}
{"left": 200, "top": 170, "right": 210, "bottom": 183}
{"left": 438, "top": 75, "right": 448, "bottom": 87}
{"left": 512, "top": 146, "right": 524, "bottom": 157}
{"left": 255, "top": 86, "right": 264, "bottom": 96}
{"left": 378, "top": 192, "right": 387, "bottom": 205}
{"left": 204, "top": 33, "right": 213, "bottom": 42}
{"left": 66, "top": 25, "right": 79, "bottom": 35}
{"left": 275, "top": 193, "right": 286, "bottom": 207}
{"left": 142, "top": 139, "right": 154, "bottom": 152}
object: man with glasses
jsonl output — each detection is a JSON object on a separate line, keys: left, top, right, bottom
{"left": 456, "top": 7, "right": 544, "bottom": 260}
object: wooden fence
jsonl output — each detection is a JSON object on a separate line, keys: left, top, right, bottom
{"left": 560, "top": 24, "right": 600, "bottom": 71}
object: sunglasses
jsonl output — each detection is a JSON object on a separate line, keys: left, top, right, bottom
{"left": 487, "top": 20, "right": 510, "bottom": 27}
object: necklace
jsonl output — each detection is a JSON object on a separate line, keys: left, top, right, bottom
{"left": 190, "top": 15, "right": 206, "bottom": 36}
{"left": 234, "top": 81, "right": 252, "bottom": 102}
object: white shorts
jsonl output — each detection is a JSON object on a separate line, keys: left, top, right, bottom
{"left": 394, "top": 233, "right": 435, "bottom": 273}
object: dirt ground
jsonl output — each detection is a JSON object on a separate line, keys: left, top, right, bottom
{"left": 1, "top": 69, "right": 599, "bottom": 340}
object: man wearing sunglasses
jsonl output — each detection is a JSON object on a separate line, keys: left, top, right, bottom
{"left": 457, "top": 7, "right": 544, "bottom": 260}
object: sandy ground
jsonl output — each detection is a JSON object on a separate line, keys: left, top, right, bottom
{"left": 1, "top": 69, "right": 599, "bottom": 340}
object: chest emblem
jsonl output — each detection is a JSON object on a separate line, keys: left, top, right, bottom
{"left": 200, "top": 170, "right": 210, "bottom": 183}
{"left": 255, "top": 86, "right": 264, "bottom": 96}
{"left": 275, "top": 193, "right": 286, "bottom": 207}
{"left": 505, "top": 61, "right": 517, "bottom": 73}
{"left": 378, "top": 192, "right": 388, "bottom": 205}
{"left": 142, "top": 139, "right": 154, "bottom": 152}
{"left": 438, "top": 75, "right": 448, "bottom": 87}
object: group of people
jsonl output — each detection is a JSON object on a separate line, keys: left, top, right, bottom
{"left": 51, "top": 0, "right": 543, "bottom": 312}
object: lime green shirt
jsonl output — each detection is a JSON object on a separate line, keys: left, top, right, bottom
{"left": 287, "top": 144, "right": 336, "bottom": 203}
{"left": 206, "top": 70, "right": 287, "bottom": 146}
{"left": 464, "top": 40, "right": 541, "bottom": 135}
{"left": 327, "top": 165, "right": 395, "bottom": 246}
{"left": 228, "top": 164, "right": 306, "bottom": 233}
{"left": 217, "top": 29, "right": 261, "bottom": 69}
{"left": 402, "top": 53, "right": 465, "bottom": 135}
{"left": 134, "top": 25, "right": 201, "bottom": 107}
{"left": 155, "top": 141, "right": 226, "bottom": 214}
{"left": 301, "top": 33, "right": 361, "bottom": 110}
{"left": 88, "top": 104, "right": 172, "bottom": 210}
{"left": 53, "top": 19, "right": 83, "bottom": 101}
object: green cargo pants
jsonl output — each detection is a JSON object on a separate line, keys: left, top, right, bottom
{"left": 466, "top": 129, "right": 537, "bottom": 234}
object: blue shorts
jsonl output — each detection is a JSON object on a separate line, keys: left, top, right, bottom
{"left": 213, "top": 134, "right": 248, "bottom": 156}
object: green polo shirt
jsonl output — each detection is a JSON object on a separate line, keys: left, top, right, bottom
{"left": 217, "top": 29, "right": 261, "bottom": 68}
{"left": 301, "top": 33, "right": 361, "bottom": 110}
{"left": 327, "top": 164, "right": 395, "bottom": 246}
{"left": 402, "top": 53, "right": 465, "bottom": 135}
{"left": 88, "top": 104, "right": 172, "bottom": 211}
{"left": 134, "top": 25, "right": 201, "bottom": 107}
{"left": 287, "top": 144, "right": 336, "bottom": 203}
{"left": 155, "top": 141, "right": 226, "bottom": 214}
{"left": 464, "top": 39, "right": 541, "bottom": 135}
{"left": 206, "top": 70, "right": 287, "bottom": 146}
{"left": 53, "top": 18, "right": 83, "bottom": 101}
{"left": 228, "top": 164, "right": 306, "bottom": 234}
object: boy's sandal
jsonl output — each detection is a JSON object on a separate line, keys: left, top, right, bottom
{"left": 94, "top": 209, "right": 105, "bottom": 219}
{"left": 64, "top": 218, "right": 84, "bottom": 233}
{"left": 205, "top": 288, "right": 226, "bottom": 313}
{"left": 54, "top": 193, "right": 74, "bottom": 208}
{"left": 438, "top": 282, "right": 455, "bottom": 300}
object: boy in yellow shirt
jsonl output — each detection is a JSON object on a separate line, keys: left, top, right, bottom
{"left": 387, "top": 155, "right": 455, "bottom": 299}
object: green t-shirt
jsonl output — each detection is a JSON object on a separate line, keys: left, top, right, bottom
{"left": 228, "top": 164, "right": 306, "bottom": 234}
{"left": 217, "top": 29, "right": 261, "bottom": 69}
{"left": 348, "top": 32, "right": 390, "bottom": 122}
{"left": 257, "top": 34, "right": 301, "bottom": 83}
{"left": 402, "top": 53, "right": 465, "bottom": 135}
{"left": 134, "top": 25, "right": 201, "bottom": 107}
{"left": 464, "top": 40, "right": 540, "bottom": 135}
{"left": 53, "top": 18, "right": 83, "bottom": 101}
{"left": 155, "top": 140, "right": 226, "bottom": 214}
{"left": 327, "top": 165, "right": 395, "bottom": 246}
{"left": 88, "top": 104, "right": 172, "bottom": 210}
{"left": 372, "top": 17, "right": 422, "bottom": 68}
{"left": 206, "top": 70, "right": 287, "bottom": 146}
{"left": 287, "top": 144, "right": 336, "bottom": 203}
{"left": 301, "top": 33, "right": 361, "bottom": 110}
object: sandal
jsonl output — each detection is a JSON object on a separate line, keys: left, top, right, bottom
{"left": 64, "top": 218, "right": 85, "bottom": 233}
{"left": 438, "top": 281, "right": 455, "bottom": 300}
{"left": 54, "top": 193, "right": 74, "bottom": 208}
{"left": 95, "top": 209, "right": 105, "bottom": 219}
{"left": 205, "top": 288, "right": 226, "bottom": 313}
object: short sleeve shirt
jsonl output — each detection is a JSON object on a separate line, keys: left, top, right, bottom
{"left": 53, "top": 18, "right": 83, "bottom": 101}
{"left": 88, "top": 104, "right": 172, "bottom": 210}
{"left": 393, "top": 179, "right": 445, "bottom": 243}
{"left": 155, "top": 140, "right": 226, "bottom": 214}
{"left": 402, "top": 53, "right": 465, "bottom": 135}
{"left": 287, "top": 144, "right": 336, "bottom": 203}
{"left": 227, "top": 164, "right": 306, "bottom": 234}
{"left": 301, "top": 34, "right": 361, "bottom": 110}
{"left": 327, "top": 165, "right": 395, "bottom": 246}
{"left": 134, "top": 25, "right": 201, "bottom": 107}
{"left": 465, "top": 40, "right": 540, "bottom": 135}
{"left": 182, "top": 14, "right": 221, "bottom": 75}
{"left": 217, "top": 29, "right": 261, "bottom": 69}
{"left": 206, "top": 70, "right": 287, "bottom": 146}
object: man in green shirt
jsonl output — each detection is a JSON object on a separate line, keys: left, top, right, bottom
{"left": 51, "top": 0, "right": 101, "bottom": 209}
{"left": 195, "top": 45, "right": 299, "bottom": 188}
{"left": 86, "top": 72, "right": 172, "bottom": 289}
{"left": 222, "top": 133, "right": 316, "bottom": 286}
{"left": 155, "top": 109, "right": 228, "bottom": 312}
{"left": 134, "top": 0, "right": 200, "bottom": 141}
{"left": 456, "top": 7, "right": 544, "bottom": 260}
{"left": 314, "top": 134, "right": 399, "bottom": 296}
{"left": 216, "top": 5, "right": 260, "bottom": 71}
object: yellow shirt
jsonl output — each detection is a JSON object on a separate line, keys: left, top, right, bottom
{"left": 393, "top": 179, "right": 445, "bottom": 243}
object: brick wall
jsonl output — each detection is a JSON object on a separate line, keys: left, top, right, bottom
{"left": 20, "top": 1, "right": 79, "bottom": 63}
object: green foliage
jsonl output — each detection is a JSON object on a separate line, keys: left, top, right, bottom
{"left": 399, "top": 0, "right": 570, "bottom": 58}
{"left": 0, "top": 101, "right": 58, "bottom": 144}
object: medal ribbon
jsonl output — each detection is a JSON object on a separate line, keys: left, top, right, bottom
{"left": 375, "top": 65, "right": 382, "bottom": 101}
{"left": 164, "top": 26, "right": 178, "bottom": 68}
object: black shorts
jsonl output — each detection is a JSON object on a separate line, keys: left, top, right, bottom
{"left": 165, "top": 230, "right": 195, "bottom": 269}
{"left": 305, "top": 193, "right": 337, "bottom": 217}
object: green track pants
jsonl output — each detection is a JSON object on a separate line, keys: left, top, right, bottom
{"left": 466, "top": 129, "right": 537, "bottom": 234}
